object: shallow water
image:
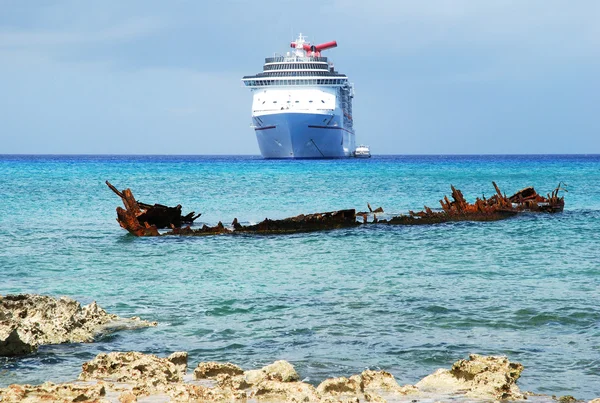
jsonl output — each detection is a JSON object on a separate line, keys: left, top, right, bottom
{"left": 0, "top": 155, "right": 599, "bottom": 399}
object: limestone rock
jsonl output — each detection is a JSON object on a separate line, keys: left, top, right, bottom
{"left": 0, "top": 351, "right": 554, "bottom": 403}
{"left": 216, "top": 373, "right": 251, "bottom": 390}
{"left": 0, "top": 327, "right": 37, "bottom": 357}
{"left": 317, "top": 370, "right": 418, "bottom": 402}
{"left": 167, "top": 351, "right": 188, "bottom": 376}
{"left": 194, "top": 361, "right": 244, "bottom": 379}
{"left": 251, "top": 380, "right": 319, "bottom": 402}
{"left": 244, "top": 360, "right": 300, "bottom": 384}
{"left": 0, "top": 381, "right": 107, "bottom": 403}
{"left": 79, "top": 351, "right": 183, "bottom": 386}
{"left": 163, "top": 382, "right": 242, "bottom": 402}
{"left": 316, "top": 375, "right": 364, "bottom": 396}
{"left": 361, "top": 369, "right": 418, "bottom": 395}
{"left": 118, "top": 391, "right": 137, "bottom": 403}
{"left": 588, "top": 399, "right": 600, "bottom": 403}
{"left": 0, "top": 294, "right": 156, "bottom": 356}
{"left": 416, "top": 354, "right": 525, "bottom": 400}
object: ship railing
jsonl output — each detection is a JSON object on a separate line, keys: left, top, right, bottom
{"left": 242, "top": 77, "right": 348, "bottom": 87}
{"left": 248, "top": 72, "right": 348, "bottom": 78}
{"left": 265, "top": 56, "right": 329, "bottom": 63}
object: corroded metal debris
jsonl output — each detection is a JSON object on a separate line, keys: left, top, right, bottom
{"left": 108, "top": 182, "right": 564, "bottom": 237}
{"left": 106, "top": 181, "right": 201, "bottom": 235}
{"left": 234, "top": 210, "right": 359, "bottom": 234}
{"left": 160, "top": 211, "right": 359, "bottom": 236}
{"left": 382, "top": 182, "right": 565, "bottom": 225}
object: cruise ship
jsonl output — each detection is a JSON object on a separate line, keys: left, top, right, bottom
{"left": 242, "top": 34, "right": 355, "bottom": 158}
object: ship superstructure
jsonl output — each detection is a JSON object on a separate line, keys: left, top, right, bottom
{"left": 242, "top": 34, "right": 355, "bottom": 158}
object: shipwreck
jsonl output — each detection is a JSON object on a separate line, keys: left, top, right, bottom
{"left": 106, "top": 181, "right": 565, "bottom": 237}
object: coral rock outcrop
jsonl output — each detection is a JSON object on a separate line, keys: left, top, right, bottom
{"left": 0, "top": 352, "right": 534, "bottom": 402}
{"left": 0, "top": 382, "right": 108, "bottom": 403}
{"left": 244, "top": 360, "right": 300, "bottom": 384}
{"left": 416, "top": 353, "right": 525, "bottom": 400}
{"left": 250, "top": 379, "right": 319, "bottom": 401}
{"left": 193, "top": 361, "right": 244, "bottom": 379}
{"left": 79, "top": 351, "right": 184, "bottom": 385}
{"left": 0, "top": 294, "right": 156, "bottom": 356}
{"left": 316, "top": 370, "right": 418, "bottom": 402}
{"left": 167, "top": 351, "right": 188, "bottom": 377}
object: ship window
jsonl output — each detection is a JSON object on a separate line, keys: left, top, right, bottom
{"left": 295, "top": 100, "right": 299, "bottom": 103}
{"left": 273, "top": 101, "right": 277, "bottom": 103}
{"left": 321, "top": 100, "right": 325, "bottom": 103}
{"left": 309, "top": 100, "right": 313, "bottom": 103}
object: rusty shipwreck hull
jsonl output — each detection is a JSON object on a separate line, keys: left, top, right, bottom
{"left": 107, "top": 182, "right": 565, "bottom": 237}
{"left": 106, "top": 181, "right": 201, "bottom": 235}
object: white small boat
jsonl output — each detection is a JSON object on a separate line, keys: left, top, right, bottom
{"left": 354, "top": 145, "right": 371, "bottom": 158}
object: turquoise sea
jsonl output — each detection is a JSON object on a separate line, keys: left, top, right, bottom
{"left": 0, "top": 155, "right": 599, "bottom": 399}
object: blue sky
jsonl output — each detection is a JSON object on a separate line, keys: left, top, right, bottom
{"left": 0, "top": 0, "right": 598, "bottom": 154}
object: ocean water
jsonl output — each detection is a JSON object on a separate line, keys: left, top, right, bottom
{"left": 0, "top": 155, "right": 599, "bottom": 400}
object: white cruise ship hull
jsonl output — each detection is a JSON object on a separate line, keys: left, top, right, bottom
{"left": 254, "top": 112, "right": 353, "bottom": 158}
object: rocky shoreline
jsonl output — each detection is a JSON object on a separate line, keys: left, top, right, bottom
{"left": 0, "top": 294, "right": 156, "bottom": 356}
{"left": 1, "top": 351, "right": 598, "bottom": 402}
{"left": 1, "top": 295, "right": 598, "bottom": 402}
